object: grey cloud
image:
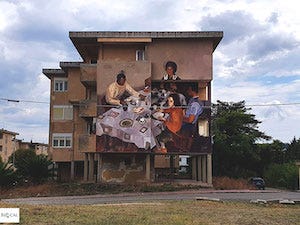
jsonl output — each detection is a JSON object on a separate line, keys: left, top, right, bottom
{"left": 224, "top": 58, "right": 238, "bottom": 67}
{"left": 246, "top": 33, "right": 299, "bottom": 60}
{"left": 253, "top": 47, "right": 300, "bottom": 77}
{"left": 199, "top": 10, "right": 266, "bottom": 44}
{"left": 268, "top": 12, "right": 279, "bottom": 24}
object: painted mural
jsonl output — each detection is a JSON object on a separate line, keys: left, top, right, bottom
{"left": 96, "top": 61, "right": 210, "bottom": 153}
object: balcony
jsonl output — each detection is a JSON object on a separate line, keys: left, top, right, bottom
{"left": 79, "top": 100, "right": 97, "bottom": 118}
{"left": 79, "top": 134, "right": 96, "bottom": 153}
{"left": 80, "top": 64, "right": 96, "bottom": 87}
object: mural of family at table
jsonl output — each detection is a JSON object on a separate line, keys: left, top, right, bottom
{"left": 96, "top": 61, "right": 209, "bottom": 154}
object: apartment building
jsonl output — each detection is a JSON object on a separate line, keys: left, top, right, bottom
{"left": 18, "top": 141, "right": 48, "bottom": 156}
{"left": 43, "top": 31, "right": 223, "bottom": 184}
{"left": 0, "top": 129, "right": 19, "bottom": 163}
{"left": 0, "top": 128, "right": 48, "bottom": 163}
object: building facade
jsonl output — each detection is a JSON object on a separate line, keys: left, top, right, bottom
{"left": 0, "top": 129, "right": 19, "bottom": 163}
{"left": 43, "top": 31, "right": 223, "bottom": 184}
{"left": 0, "top": 128, "right": 48, "bottom": 163}
{"left": 18, "top": 141, "right": 48, "bottom": 156}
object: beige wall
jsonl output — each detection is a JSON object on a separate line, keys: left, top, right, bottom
{"left": 68, "top": 68, "right": 86, "bottom": 101}
{"left": 147, "top": 39, "right": 213, "bottom": 80}
{"left": 49, "top": 67, "right": 87, "bottom": 162}
{"left": 101, "top": 44, "right": 145, "bottom": 61}
{"left": 0, "top": 133, "right": 17, "bottom": 162}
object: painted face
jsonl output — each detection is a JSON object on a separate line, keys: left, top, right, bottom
{"left": 166, "top": 66, "right": 174, "bottom": 76}
{"left": 117, "top": 77, "right": 126, "bottom": 86}
{"left": 167, "top": 96, "right": 174, "bottom": 107}
{"left": 187, "top": 87, "right": 193, "bottom": 97}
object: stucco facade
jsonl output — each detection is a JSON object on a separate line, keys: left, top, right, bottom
{"left": 43, "top": 31, "right": 222, "bottom": 184}
{"left": 0, "top": 129, "right": 18, "bottom": 163}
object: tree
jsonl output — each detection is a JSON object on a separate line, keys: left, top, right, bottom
{"left": 8, "top": 148, "right": 36, "bottom": 169}
{"left": 20, "top": 154, "right": 53, "bottom": 183}
{"left": 256, "top": 140, "right": 286, "bottom": 175}
{"left": 0, "top": 161, "right": 18, "bottom": 187}
{"left": 286, "top": 137, "right": 300, "bottom": 162}
{"left": 264, "top": 163, "right": 298, "bottom": 190}
{"left": 212, "top": 100, "right": 270, "bottom": 178}
{"left": 9, "top": 149, "right": 53, "bottom": 183}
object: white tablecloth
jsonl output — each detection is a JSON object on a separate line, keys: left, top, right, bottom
{"left": 96, "top": 93, "right": 163, "bottom": 149}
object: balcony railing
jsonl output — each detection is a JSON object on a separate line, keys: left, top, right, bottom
{"left": 79, "top": 100, "right": 97, "bottom": 117}
{"left": 79, "top": 134, "right": 96, "bottom": 153}
{"left": 80, "top": 64, "right": 96, "bottom": 86}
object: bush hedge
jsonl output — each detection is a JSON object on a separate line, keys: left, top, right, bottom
{"left": 264, "top": 163, "right": 298, "bottom": 190}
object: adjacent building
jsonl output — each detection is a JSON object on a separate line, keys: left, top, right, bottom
{"left": 0, "top": 128, "right": 48, "bottom": 163}
{"left": 0, "top": 129, "right": 19, "bottom": 163}
{"left": 43, "top": 31, "right": 223, "bottom": 184}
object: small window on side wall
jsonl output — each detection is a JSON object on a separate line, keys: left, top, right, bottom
{"left": 54, "top": 78, "right": 68, "bottom": 92}
{"left": 52, "top": 133, "right": 72, "bottom": 148}
{"left": 136, "top": 50, "right": 145, "bottom": 61}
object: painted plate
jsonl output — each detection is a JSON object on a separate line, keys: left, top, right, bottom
{"left": 119, "top": 118, "right": 133, "bottom": 127}
{"left": 152, "top": 112, "right": 165, "bottom": 120}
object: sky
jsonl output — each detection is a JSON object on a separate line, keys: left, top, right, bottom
{"left": 0, "top": 0, "right": 299, "bottom": 143}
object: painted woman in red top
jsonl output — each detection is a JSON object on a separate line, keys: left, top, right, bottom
{"left": 157, "top": 93, "right": 183, "bottom": 153}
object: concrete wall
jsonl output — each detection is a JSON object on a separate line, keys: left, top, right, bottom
{"left": 49, "top": 67, "right": 86, "bottom": 162}
{"left": 68, "top": 68, "right": 86, "bottom": 101}
{"left": 102, "top": 44, "right": 145, "bottom": 61}
{"left": 100, "top": 154, "right": 150, "bottom": 183}
{"left": 0, "top": 133, "right": 16, "bottom": 162}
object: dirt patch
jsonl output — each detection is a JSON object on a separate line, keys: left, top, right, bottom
{"left": 213, "top": 177, "right": 254, "bottom": 190}
{"left": 0, "top": 177, "right": 256, "bottom": 199}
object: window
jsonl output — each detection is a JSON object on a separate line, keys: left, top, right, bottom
{"left": 52, "top": 133, "right": 72, "bottom": 148}
{"left": 136, "top": 50, "right": 145, "bottom": 61}
{"left": 0, "top": 146, "right": 2, "bottom": 152}
{"left": 53, "top": 105, "right": 73, "bottom": 120}
{"left": 54, "top": 78, "right": 68, "bottom": 92}
{"left": 91, "top": 59, "right": 97, "bottom": 64}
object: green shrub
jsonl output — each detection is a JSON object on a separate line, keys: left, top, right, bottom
{"left": 19, "top": 155, "right": 54, "bottom": 183}
{"left": 9, "top": 149, "right": 54, "bottom": 183}
{"left": 0, "top": 161, "right": 18, "bottom": 187}
{"left": 264, "top": 163, "right": 298, "bottom": 190}
{"left": 8, "top": 148, "right": 36, "bottom": 168}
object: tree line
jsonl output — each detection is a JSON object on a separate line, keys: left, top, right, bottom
{"left": 212, "top": 100, "right": 299, "bottom": 189}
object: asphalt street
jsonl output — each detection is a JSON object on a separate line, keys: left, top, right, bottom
{"left": 2, "top": 189, "right": 300, "bottom": 205}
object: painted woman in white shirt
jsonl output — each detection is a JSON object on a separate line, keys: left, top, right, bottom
{"left": 161, "top": 61, "right": 181, "bottom": 80}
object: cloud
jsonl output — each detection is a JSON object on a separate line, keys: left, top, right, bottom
{"left": 268, "top": 12, "right": 279, "bottom": 24}
{"left": 246, "top": 32, "right": 299, "bottom": 61}
{"left": 200, "top": 10, "right": 265, "bottom": 44}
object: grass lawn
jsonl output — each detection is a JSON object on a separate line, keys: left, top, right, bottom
{"left": 1, "top": 200, "right": 299, "bottom": 225}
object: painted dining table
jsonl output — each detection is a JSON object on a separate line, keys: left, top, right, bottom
{"left": 96, "top": 91, "right": 164, "bottom": 150}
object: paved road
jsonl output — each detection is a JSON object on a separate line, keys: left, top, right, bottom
{"left": 2, "top": 189, "right": 300, "bottom": 205}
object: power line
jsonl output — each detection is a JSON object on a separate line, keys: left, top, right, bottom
{"left": 1, "top": 97, "right": 300, "bottom": 107}
{"left": 0, "top": 98, "right": 49, "bottom": 104}
{"left": 244, "top": 103, "right": 300, "bottom": 107}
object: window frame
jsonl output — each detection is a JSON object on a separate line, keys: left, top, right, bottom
{"left": 135, "top": 50, "right": 145, "bottom": 61}
{"left": 53, "top": 105, "right": 73, "bottom": 120}
{"left": 54, "top": 78, "right": 68, "bottom": 92}
{"left": 52, "top": 133, "right": 72, "bottom": 148}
